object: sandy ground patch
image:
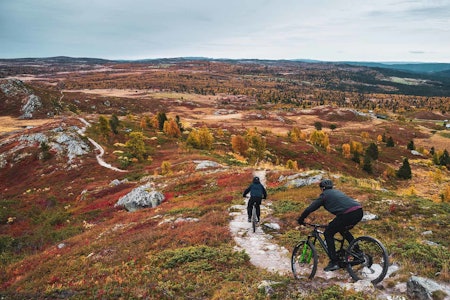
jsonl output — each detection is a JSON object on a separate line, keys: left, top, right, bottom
{"left": 415, "top": 133, "right": 450, "bottom": 151}
{"left": 0, "top": 116, "right": 55, "bottom": 134}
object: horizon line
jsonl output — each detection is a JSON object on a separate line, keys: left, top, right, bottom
{"left": 1, "top": 55, "right": 450, "bottom": 64}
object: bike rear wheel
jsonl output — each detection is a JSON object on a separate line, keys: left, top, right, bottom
{"left": 251, "top": 205, "right": 257, "bottom": 232}
{"left": 291, "top": 240, "right": 317, "bottom": 279}
{"left": 345, "top": 236, "right": 389, "bottom": 284}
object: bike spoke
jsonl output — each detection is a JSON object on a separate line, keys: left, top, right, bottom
{"left": 346, "top": 236, "right": 389, "bottom": 284}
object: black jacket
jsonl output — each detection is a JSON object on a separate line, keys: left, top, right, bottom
{"left": 243, "top": 182, "right": 267, "bottom": 199}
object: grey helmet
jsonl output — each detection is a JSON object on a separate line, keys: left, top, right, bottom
{"left": 319, "top": 179, "right": 333, "bottom": 189}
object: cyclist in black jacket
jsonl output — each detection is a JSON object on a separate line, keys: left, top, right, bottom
{"left": 297, "top": 179, "right": 363, "bottom": 271}
{"left": 243, "top": 176, "right": 267, "bottom": 223}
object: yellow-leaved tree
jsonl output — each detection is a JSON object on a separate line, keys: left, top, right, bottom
{"left": 245, "top": 128, "right": 266, "bottom": 164}
{"left": 161, "top": 161, "right": 172, "bottom": 175}
{"left": 342, "top": 143, "right": 351, "bottom": 158}
{"left": 350, "top": 141, "right": 364, "bottom": 154}
{"left": 286, "top": 159, "right": 298, "bottom": 170}
{"left": 288, "top": 127, "right": 304, "bottom": 143}
{"left": 163, "top": 119, "right": 182, "bottom": 138}
{"left": 187, "top": 126, "right": 214, "bottom": 150}
{"left": 310, "top": 130, "right": 329, "bottom": 149}
{"left": 231, "top": 135, "right": 249, "bottom": 155}
{"left": 126, "top": 132, "right": 146, "bottom": 161}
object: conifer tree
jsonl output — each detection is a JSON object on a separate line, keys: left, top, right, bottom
{"left": 439, "top": 149, "right": 449, "bottom": 167}
{"left": 366, "top": 142, "right": 379, "bottom": 160}
{"left": 397, "top": 158, "right": 412, "bottom": 179}
{"left": 362, "top": 153, "right": 372, "bottom": 173}
{"left": 109, "top": 114, "right": 120, "bottom": 134}
{"left": 352, "top": 151, "right": 360, "bottom": 164}
{"left": 386, "top": 136, "right": 395, "bottom": 147}
{"left": 175, "top": 115, "right": 184, "bottom": 132}
{"left": 157, "top": 112, "right": 168, "bottom": 131}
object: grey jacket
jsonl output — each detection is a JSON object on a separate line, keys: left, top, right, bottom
{"left": 299, "top": 189, "right": 361, "bottom": 220}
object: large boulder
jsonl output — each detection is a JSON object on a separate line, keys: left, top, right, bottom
{"left": 193, "top": 160, "right": 221, "bottom": 170}
{"left": 280, "top": 171, "right": 325, "bottom": 188}
{"left": 407, "top": 276, "right": 450, "bottom": 300}
{"left": 115, "top": 183, "right": 165, "bottom": 212}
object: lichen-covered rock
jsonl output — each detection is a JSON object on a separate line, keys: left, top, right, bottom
{"left": 115, "top": 183, "right": 165, "bottom": 212}
{"left": 193, "top": 160, "right": 221, "bottom": 170}
{"left": 20, "top": 94, "right": 42, "bottom": 119}
{"left": 407, "top": 276, "right": 450, "bottom": 300}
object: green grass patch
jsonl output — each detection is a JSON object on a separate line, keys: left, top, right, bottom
{"left": 438, "top": 131, "right": 450, "bottom": 139}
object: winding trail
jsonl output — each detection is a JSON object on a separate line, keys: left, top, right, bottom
{"left": 229, "top": 170, "right": 291, "bottom": 275}
{"left": 78, "top": 117, "right": 128, "bottom": 173}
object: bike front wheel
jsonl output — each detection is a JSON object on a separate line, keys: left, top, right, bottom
{"left": 345, "top": 236, "right": 389, "bottom": 284}
{"left": 291, "top": 240, "right": 318, "bottom": 280}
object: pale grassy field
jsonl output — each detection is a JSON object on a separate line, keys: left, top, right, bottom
{"left": 0, "top": 116, "right": 54, "bottom": 134}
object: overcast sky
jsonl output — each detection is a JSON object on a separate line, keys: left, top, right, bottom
{"left": 1, "top": 0, "right": 449, "bottom": 62}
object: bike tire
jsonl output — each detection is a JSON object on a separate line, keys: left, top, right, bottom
{"left": 291, "top": 240, "right": 318, "bottom": 280}
{"left": 251, "top": 205, "right": 257, "bottom": 233}
{"left": 345, "top": 236, "right": 389, "bottom": 284}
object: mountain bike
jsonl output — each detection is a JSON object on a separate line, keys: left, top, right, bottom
{"left": 291, "top": 223, "right": 389, "bottom": 284}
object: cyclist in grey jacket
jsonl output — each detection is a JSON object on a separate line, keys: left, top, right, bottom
{"left": 243, "top": 176, "right": 267, "bottom": 223}
{"left": 297, "top": 179, "right": 363, "bottom": 271}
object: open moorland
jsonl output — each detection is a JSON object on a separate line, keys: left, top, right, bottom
{"left": 0, "top": 57, "right": 449, "bottom": 299}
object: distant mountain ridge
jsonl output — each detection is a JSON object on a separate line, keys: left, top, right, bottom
{"left": 2, "top": 56, "right": 449, "bottom": 73}
{"left": 1, "top": 56, "right": 450, "bottom": 95}
{"left": 340, "top": 61, "right": 450, "bottom": 76}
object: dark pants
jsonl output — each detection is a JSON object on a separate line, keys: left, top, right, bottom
{"left": 324, "top": 208, "right": 363, "bottom": 262}
{"left": 247, "top": 197, "right": 262, "bottom": 220}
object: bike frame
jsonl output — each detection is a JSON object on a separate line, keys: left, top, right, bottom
{"left": 305, "top": 224, "right": 346, "bottom": 262}
{"left": 293, "top": 223, "right": 389, "bottom": 284}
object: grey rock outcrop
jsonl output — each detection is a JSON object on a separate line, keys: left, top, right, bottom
{"left": 55, "top": 131, "right": 90, "bottom": 162}
{"left": 20, "top": 94, "right": 42, "bottom": 119}
{"left": 1, "top": 125, "right": 90, "bottom": 169}
{"left": 115, "top": 183, "right": 165, "bottom": 212}
{"left": 0, "top": 79, "right": 29, "bottom": 95}
{"left": 279, "top": 170, "right": 325, "bottom": 188}
{"left": 407, "top": 276, "right": 450, "bottom": 300}
{"left": 193, "top": 160, "right": 221, "bottom": 170}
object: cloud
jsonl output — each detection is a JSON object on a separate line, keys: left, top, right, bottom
{"left": 0, "top": 0, "right": 449, "bottom": 62}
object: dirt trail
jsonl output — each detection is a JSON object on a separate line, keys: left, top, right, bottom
{"left": 228, "top": 170, "right": 355, "bottom": 281}
{"left": 229, "top": 170, "right": 292, "bottom": 274}
{"left": 78, "top": 118, "right": 127, "bottom": 173}
{"left": 229, "top": 171, "right": 405, "bottom": 299}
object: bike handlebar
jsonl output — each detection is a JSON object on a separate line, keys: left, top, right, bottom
{"left": 302, "top": 222, "right": 327, "bottom": 228}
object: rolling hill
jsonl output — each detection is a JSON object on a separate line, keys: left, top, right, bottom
{"left": 0, "top": 57, "right": 449, "bottom": 299}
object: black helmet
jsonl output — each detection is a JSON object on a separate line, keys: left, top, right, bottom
{"left": 319, "top": 179, "right": 333, "bottom": 189}
{"left": 253, "top": 176, "right": 260, "bottom": 183}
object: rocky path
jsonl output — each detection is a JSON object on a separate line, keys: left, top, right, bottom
{"left": 229, "top": 200, "right": 292, "bottom": 274}
{"left": 228, "top": 170, "right": 348, "bottom": 278}
{"left": 229, "top": 170, "right": 292, "bottom": 274}
{"left": 227, "top": 171, "right": 428, "bottom": 299}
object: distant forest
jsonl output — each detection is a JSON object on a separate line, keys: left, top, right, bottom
{"left": 1, "top": 57, "right": 449, "bottom": 113}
